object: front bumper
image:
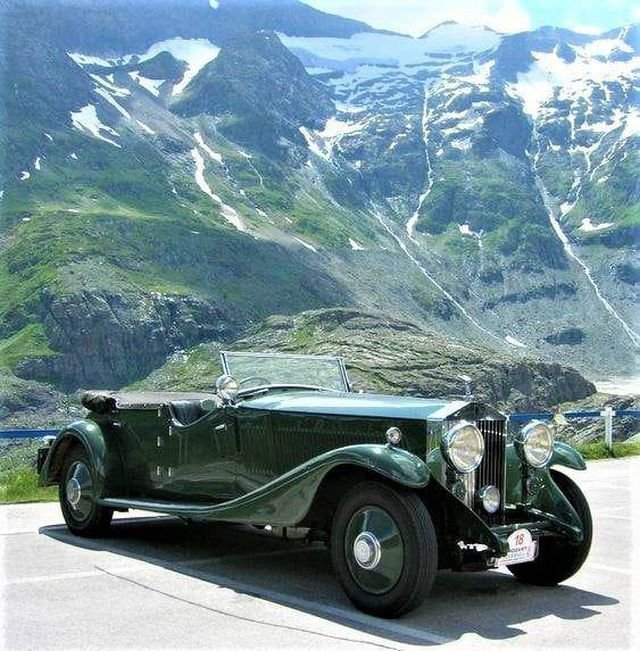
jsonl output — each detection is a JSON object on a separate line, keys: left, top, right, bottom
{"left": 451, "top": 505, "right": 583, "bottom": 571}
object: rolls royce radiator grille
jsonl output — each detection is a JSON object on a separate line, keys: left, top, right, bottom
{"left": 475, "top": 419, "right": 506, "bottom": 525}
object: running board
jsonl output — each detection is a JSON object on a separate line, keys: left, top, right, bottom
{"left": 99, "top": 497, "right": 221, "bottom": 516}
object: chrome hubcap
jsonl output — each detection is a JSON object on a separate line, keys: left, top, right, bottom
{"left": 353, "top": 531, "right": 382, "bottom": 570}
{"left": 66, "top": 477, "right": 82, "bottom": 508}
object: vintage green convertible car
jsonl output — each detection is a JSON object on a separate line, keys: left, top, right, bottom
{"left": 39, "top": 351, "right": 592, "bottom": 617}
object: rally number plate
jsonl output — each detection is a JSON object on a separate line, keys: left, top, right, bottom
{"left": 498, "top": 528, "right": 537, "bottom": 566}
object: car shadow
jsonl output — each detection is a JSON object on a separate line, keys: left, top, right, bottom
{"left": 40, "top": 516, "right": 619, "bottom": 646}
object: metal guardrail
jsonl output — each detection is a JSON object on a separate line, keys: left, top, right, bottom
{"left": 0, "top": 428, "right": 59, "bottom": 440}
{"left": 507, "top": 409, "right": 640, "bottom": 422}
{"left": 508, "top": 409, "right": 640, "bottom": 451}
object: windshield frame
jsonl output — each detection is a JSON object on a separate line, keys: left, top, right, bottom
{"left": 220, "top": 351, "right": 352, "bottom": 393}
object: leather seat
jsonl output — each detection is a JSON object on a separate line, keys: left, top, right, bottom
{"left": 169, "top": 400, "right": 209, "bottom": 426}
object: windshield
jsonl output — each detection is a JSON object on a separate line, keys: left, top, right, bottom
{"left": 220, "top": 351, "right": 350, "bottom": 392}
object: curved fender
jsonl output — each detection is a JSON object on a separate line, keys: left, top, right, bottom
{"left": 550, "top": 441, "right": 586, "bottom": 471}
{"left": 40, "top": 420, "right": 107, "bottom": 493}
{"left": 335, "top": 443, "right": 431, "bottom": 488}
{"left": 101, "top": 444, "right": 429, "bottom": 526}
{"left": 209, "top": 444, "right": 430, "bottom": 525}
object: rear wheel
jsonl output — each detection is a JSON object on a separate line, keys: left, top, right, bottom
{"left": 509, "top": 469, "right": 592, "bottom": 585}
{"left": 59, "top": 446, "right": 112, "bottom": 537}
{"left": 330, "top": 481, "right": 437, "bottom": 618}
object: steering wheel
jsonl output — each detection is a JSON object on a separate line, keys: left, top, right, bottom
{"left": 239, "top": 376, "right": 271, "bottom": 389}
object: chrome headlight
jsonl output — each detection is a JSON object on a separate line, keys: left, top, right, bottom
{"left": 477, "top": 485, "right": 501, "bottom": 514}
{"left": 441, "top": 421, "right": 484, "bottom": 473}
{"left": 516, "top": 420, "right": 554, "bottom": 468}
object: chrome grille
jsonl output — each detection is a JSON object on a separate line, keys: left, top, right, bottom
{"left": 474, "top": 419, "right": 506, "bottom": 524}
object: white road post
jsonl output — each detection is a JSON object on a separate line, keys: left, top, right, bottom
{"left": 601, "top": 406, "right": 615, "bottom": 453}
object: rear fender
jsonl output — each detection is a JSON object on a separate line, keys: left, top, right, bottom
{"left": 39, "top": 420, "right": 107, "bottom": 493}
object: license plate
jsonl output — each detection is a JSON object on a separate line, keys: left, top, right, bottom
{"left": 497, "top": 528, "right": 537, "bottom": 566}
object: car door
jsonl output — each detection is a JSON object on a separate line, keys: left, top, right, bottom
{"left": 162, "top": 405, "right": 240, "bottom": 500}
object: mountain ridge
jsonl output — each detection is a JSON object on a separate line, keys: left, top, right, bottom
{"left": 1, "top": 1, "right": 638, "bottom": 422}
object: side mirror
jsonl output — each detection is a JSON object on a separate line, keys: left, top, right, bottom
{"left": 216, "top": 374, "right": 240, "bottom": 403}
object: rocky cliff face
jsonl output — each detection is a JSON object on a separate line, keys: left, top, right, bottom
{"left": 135, "top": 308, "right": 596, "bottom": 411}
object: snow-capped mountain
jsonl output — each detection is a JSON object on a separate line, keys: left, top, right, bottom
{"left": 1, "top": 0, "right": 638, "bottom": 394}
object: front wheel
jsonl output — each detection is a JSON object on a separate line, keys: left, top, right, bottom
{"left": 59, "top": 446, "right": 113, "bottom": 537}
{"left": 509, "top": 469, "right": 592, "bottom": 585}
{"left": 330, "top": 481, "right": 438, "bottom": 618}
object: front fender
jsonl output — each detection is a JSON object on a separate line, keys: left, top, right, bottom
{"left": 40, "top": 420, "right": 107, "bottom": 493}
{"left": 100, "top": 444, "right": 429, "bottom": 526}
{"left": 215, "top": 443, "right": 430, "bottom": 525}
{"left": 550, "top": 441, "right": 586, "bottom": 470}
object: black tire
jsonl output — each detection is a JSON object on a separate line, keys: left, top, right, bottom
{"left": 59, "top": 446, "right": 113, "bottom": 537}
{"left": 330, "top": 481, "right": 438, "bottom": 618}
{"left": 509, "top": 469, "right": 592, "bottom": 585}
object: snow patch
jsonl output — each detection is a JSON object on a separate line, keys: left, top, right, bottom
{"left": 594, "top": 376, "right": 640, "bottom": 396}
{"left": 34, "top": 157, "right": 42, "bottom": 171}
{"left": 581, "top": 37, "right": 633, "bottom": 58}
{"left": 136, "top": 120, "right": 155, "bottom": 134}
{"left": 406, "top": 85, "right": 434, "bottom": 241}
{"left": 130, "top": 38, "right": 220, "bottom": 96}
{"left": 128, "top": 71, "right": 164, "bottom": 97}
{"left": 321, "top": 116, "right": 365, "bottom": 140}
{"left": 89, "top": 74, "right": 130, "bottom": 97}
{"left": 279, "top": 28, "right": 500, "bottom": 75}
{"left": 299, "top": 127, "right": 330, "bottom": 160}
{"left": 622, "top": 110, "right": 640, "bottom": 139}
{"left": 94, "top": 87, "right": 131, "bottom": 119}
{"left": 72, "top": 39, "right": 219, "bottom": 97}
{"left": 191, "top": 148, "right": 244, "bottom": 231}
{"left": 293, "top": 237, "right": 318, "bottom": 252}
{"left": 20, "top": 171, "right": 30, "bottom": 181}
{"left": 209, "top": 0, "right": 219, "bottom": 8}
{"left": 508, "top": 49, "right": 638, "bottom": 118}
{"left": 70, "top": 104, "right": 121, "bottom": 148}
{"left": 70, "top": 152, "right": 78, "bottom": 160}
{"left": 194, "top": 132, "right": 223, "bottom": 163}
{"left": 44, "top": 132, "right": 53, "bottom": 142}
{"left": 579, "top": 218, "right": 613, "bottom": 232}
{"left": 348, "top": 237, "right": 365, "bottom": 250}
{"left": 68, "top": 52, "right": 114, "bottom": 67}
{"left": 560, "top": 201, "right": 573, "bottom": 216}
{"left": 505, "top": 335, "right": 526, "bottom": 348}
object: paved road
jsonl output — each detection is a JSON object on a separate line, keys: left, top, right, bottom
{"left": 1, "top": 458, "right": 638, "bottom": 650}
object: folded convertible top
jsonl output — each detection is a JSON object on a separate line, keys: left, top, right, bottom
{"left": 81, "top": 390, "right": 215, "bottom": 413}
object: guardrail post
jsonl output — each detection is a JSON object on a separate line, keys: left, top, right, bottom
{"left": 601, "top": 406, "right": 615, "bottom": 453}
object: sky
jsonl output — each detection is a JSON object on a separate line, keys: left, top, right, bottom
{"left": 305, "top": 0, "right": 639, "bottom": 37}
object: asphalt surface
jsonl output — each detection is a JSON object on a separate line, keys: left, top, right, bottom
{"left": 1, "top": 457, "right": 638, "bottom": 650}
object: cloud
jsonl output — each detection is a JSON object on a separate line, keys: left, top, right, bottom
{"left": 306, "top": 0, "right": 532, "bottom": 36}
